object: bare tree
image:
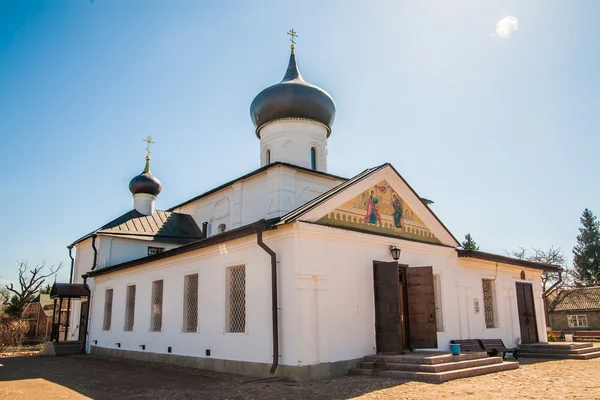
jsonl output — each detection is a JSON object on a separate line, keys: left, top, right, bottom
{"left": 5, "top": 261, "right": 62, "bottom": 318}
{"left": 508, "top": 246, "right": 570, "bottom": 322}
{"left": 0, "top": 287, "right": 10, "bottom": 304}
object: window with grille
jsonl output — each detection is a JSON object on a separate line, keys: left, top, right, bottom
{"left": 103, "top": 289, "right": 113, "bottom": 331}
{"left": 124, "top": 285, "right": 136, "bottom": 331}
{"left": 482, "top": 279, "right": 497, "bottom": 328}
{"left": 568, "top": 315, "right": 588, "bottom": 328}
{"left": 183, "top": 274, "right": 199, "bottom": 332}
{"left": 433, "top": 275, "right": 444, "bottom": 332}
{"left": 148, "top": 246, "right": 165, "bottom": 256}
{"left": 150, "top": 280, "right": 164, "bottom": 332}
{"left": 218, "top": 224, "right": 226, "bottom": 234}
{"left": 227, "top": 266, "right": 246, "bottom": 333}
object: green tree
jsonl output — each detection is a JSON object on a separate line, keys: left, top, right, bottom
{"left": 462, "top": 233, "right": 479, "bottom": 250}
{"left": 573, "top": 208, "right": 600, "bottom": 286}
{"left": 40, "top": 284, "right": 52, "bottom": 295}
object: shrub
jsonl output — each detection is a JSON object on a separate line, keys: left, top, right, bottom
{"left": 547, "top": 332, "right": 557, "bottom": 342}
{"left": 0, "top": 318, "right": 30, "bottom": 353}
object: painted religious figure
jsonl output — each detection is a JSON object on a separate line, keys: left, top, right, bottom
{"left": 364, "top": 190, "right": 381, "bottom": 224}
{"left": 392, "top": 193, "right": 403, "bottom": 228}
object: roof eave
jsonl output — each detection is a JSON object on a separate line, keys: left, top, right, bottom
{"left": 457, "top": 249, "right": 562, "bottom": 272}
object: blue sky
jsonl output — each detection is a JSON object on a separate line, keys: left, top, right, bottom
{"left": 1, "top": 1, "right": 598, "bottom": 286}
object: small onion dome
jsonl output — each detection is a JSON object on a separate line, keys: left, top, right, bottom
{"left": 129, "top": 157, "right": 162, "bottom": 197}
{"left": 249, "top": 49, "right": 336, "bottom": 137}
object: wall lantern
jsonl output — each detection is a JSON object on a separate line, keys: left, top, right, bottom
{"left": 390, "top": 246, "right": 401, "bottom": 261}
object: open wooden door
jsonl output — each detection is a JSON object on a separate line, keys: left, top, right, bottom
{"left": 373, "top": 261, "right": 403, "bottom": 354}
{"left": 406, "top": 266, "right": 438, "bottom": 349}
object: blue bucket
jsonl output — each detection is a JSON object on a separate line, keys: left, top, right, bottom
{"left": 450, "top": 343, "right": 461, "bottom": 356}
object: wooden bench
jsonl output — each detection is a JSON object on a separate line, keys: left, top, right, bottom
{"left": 478, "top": 339, "right": 518, "bottom": 359}
{"left": 574, "top": 331, "right": 600, "bottom": 341}
{"left": 450, "top": 339, "right": 484, "bottom": 352}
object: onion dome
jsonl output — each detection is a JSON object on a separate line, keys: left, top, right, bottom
{"left": 249, "top": 48, "right": 336, "bottom": 137}
{"left": 129, "top": 157, "right": 162, "bottom": 197}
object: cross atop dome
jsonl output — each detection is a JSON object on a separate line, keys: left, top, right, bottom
{"left": 287, "top": 28, "right": 298, "bottom": 51}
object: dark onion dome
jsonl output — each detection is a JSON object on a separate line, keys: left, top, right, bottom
{"left": 249, "top": 48, "right": 336, "bottom": 137}
{"left": 129, "top": 157, "right": 162, "bottom": 197}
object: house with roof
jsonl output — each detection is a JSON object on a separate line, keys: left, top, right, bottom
{"left": 548, "top": 286, "right": 600, "bottom": 333}
{"left": 55, "top": 38, "right": 563, "bottom": 381}
{"left": 21, "top": 293, "right": 54, "bottom": 342}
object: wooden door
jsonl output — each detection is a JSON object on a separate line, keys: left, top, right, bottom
{"left": 373, "top": 261, "right": 403, "bottom": 354}
{"left": 406, "top": 266, "right": 438, "bottom": 349}
{"left": 78, "top": 299, "right": 89, "bottom": 343}
{"left": 516, "top": 282, "right": 538, "bottom": 344}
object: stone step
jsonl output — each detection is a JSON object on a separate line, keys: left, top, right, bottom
{"left": 518, "top": 342, "right": 593, "bottom": 350}
{"left": 517, "top": 346, "right": 599, "bottom": 355}
{"left": 363, "top": 352, "right": 488, "bottom": 365}
{"left": 349, "top": 361, "right": 519, "bottom": 383}
{"left": 358, "top": 356, "right": 503, "bottom": 373}
{"left": 518, "top": 349, "right": 600, "bottom": 360}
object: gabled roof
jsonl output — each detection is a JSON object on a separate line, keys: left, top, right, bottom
{"left": 72, "top": 210, "right": 203, "bottom": 246}
{"left": 278, "top": 163, "right": 460, "bottom": 247}
{"left": 167, "top": 161, "right": 347, "bottom": 211}
{"left": 549, "top": 286, "right": 600, "bottom": 312}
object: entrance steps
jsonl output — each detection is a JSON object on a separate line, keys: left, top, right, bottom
{"left": 43, "top": 340, "right": 83, "bottom": 356}
{"left": 517, "top": 342, "right": 600, "bottom": 360}
{"left": 349, "top": 351, "right": 519, "bottom": 383}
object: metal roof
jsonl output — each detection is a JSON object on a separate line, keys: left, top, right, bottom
{"left": 50, "top": 283, "right": 90, "bottom": 299}
{"left": 549, "top": 286, "right": 600, "bottom": 312}
{"left": 72, "top": 210, "right": 203, "bottom": 245}
{"left": 457, "top": 249, "right": 562, "bottom": 272}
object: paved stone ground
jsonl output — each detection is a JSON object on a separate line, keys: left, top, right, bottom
{"left": 0, "top": 354, "right": 599, "bottom": 399}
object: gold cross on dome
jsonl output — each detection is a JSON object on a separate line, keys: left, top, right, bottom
{"left": 287, "top": 29, "right": 298, "bottom": 48}
{"left": 143, "top": 135, "right": 155, "bottom": 159}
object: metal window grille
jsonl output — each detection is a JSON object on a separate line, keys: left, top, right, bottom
{"left": 151, "top": 280, "right": 164, "bottom": 332}
{"left": 148, "top": 246, "right": 165, "bottom": 256}
{"left": 433, "top": 275, "right": 443, "bottom": 332}
{"left": 482, "top": 279, "right": 496, "bottom": 328}
{"left": 227, "top": 266, "right": 246, "bottom": 333}
{"left": 183, "top": 274, "right": 199, "bottom": 332}
{"left": 124, "top": 285, "right": 136, "bottom": 331}
{"left": 218, "top": 224, "right": 226, "bottom": 233}
{"left": 103, "top": 289, "right": 113, "bottom": 331}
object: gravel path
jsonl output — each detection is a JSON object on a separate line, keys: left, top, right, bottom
{"left": 0, "top": 354, "right": 599, "bottom": 399}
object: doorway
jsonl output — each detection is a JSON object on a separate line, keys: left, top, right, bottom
{"left": 515, "top": 282, "right": 538, "bottom": 344}
{"left": 373, "top": 261, "right": 438, "bottom": 353}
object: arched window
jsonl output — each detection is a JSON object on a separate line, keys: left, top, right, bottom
{"left": 218, "top": 224, "right": 226, "bottom": 233}
{"left": 310, "top": 147, "right": 317, "bottom": 170}
{"left": 265, "top": 149, "right": 271, "bottom": 165}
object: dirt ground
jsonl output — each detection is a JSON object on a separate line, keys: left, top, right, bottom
{"left": 1, "top": 354, "right": 599, "bottom": 400}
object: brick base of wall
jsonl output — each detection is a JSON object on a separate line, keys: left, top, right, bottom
{"left": 90, "top": 346, "right": 360, "bottom": 382}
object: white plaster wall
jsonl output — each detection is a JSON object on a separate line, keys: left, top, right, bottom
{"left": 290, "top": 222, "right": 547, "bottom": 365}
{"left": 88, "top": 229, "right": 301, "bottom": 367}
{"left": 174, "top": 165, "right": 342, "bottom": 230}
{"left": 260, "top": 120, "right": 328, "bottom": 172}
{"left": 97, "top": 237, "right": 179, "bottom": 268}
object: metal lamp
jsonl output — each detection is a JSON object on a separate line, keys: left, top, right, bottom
{"left": 390, "top": 246, "right": 401, "bottom": 261}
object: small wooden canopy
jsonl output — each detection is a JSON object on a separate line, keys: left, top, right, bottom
{"left": 50, "top": 283, "right": 90, "bottom": 299}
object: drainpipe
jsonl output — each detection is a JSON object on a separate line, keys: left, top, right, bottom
{"left": 67, "top": 245, "right": 75, "bottom": 284}
{"left": 91, "top": 234, "right": 98, "bottom": 271}
{"left": 254, "top": 223, "right": 279, "bottom": 375}
{"left": 81, "top": 274, "right": 91, "bottom": 353}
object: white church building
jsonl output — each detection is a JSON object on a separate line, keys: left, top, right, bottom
{"left": 56, "top": 37, "right": 560, "bottom": 381}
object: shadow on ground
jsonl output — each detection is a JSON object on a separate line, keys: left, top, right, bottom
{"left": 0, "top": 355, "right": 406, "bottom": 400}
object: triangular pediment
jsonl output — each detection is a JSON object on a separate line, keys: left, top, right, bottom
{"left": 283, "top": 164, "right": 459, "bottom": 247}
